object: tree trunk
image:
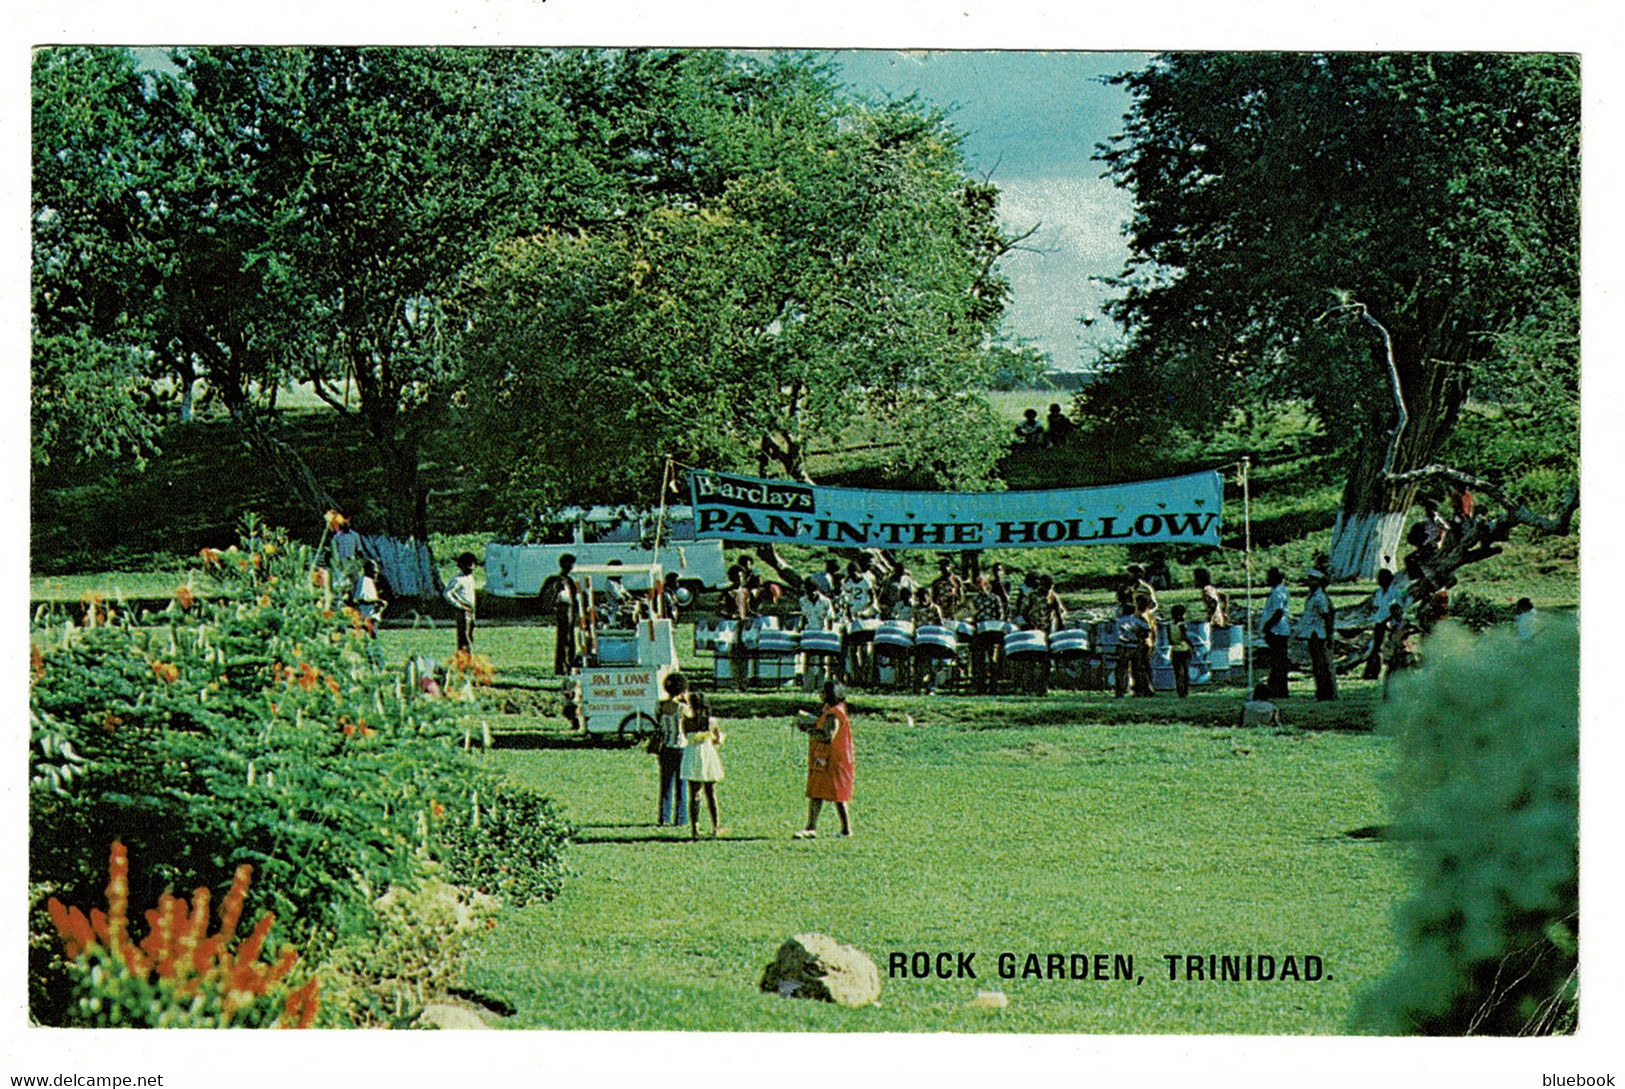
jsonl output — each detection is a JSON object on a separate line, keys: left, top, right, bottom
{"left": 1327, "top": 341, "right": 1468, "bottom": 580}
{"left": 376, "top": 438, "right": 431, "bottom": 544}
{"left": 229, "top": 407, "right": 341, "bottom": 518}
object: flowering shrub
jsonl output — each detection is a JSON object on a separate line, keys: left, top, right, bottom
{"left": 1353, "top": 619, "right": 1578, "bottom": 1034}
{"left": 29, "top": 516, "right": 571, "bottom": 1024}
{"left": 435, "top": 786, "right": 574, "bottom": 908}
{"left": 46, "top": 842, "right": 318, "bottom": 1028}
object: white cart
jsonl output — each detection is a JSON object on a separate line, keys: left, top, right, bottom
{"left": 568, "top": 563, "right": 681, "bottom": 739}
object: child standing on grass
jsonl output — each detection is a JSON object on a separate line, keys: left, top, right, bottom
{"left": 445, "top": 551, "right": 478, "bottom": 653}
{"left": 1168, "top": 603, "right": 1193, "bottom": 698}
{"left": 654, "top": 672, "right": 690, "bottom": 828}
{"left": 683, "top": 692, "right": 727, "bottom": 839}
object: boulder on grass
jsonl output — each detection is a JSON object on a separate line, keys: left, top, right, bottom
{"left": 759, "top": 933, "right": 881, "bottom": 1008}
{"left": 419, "top": 1002, "right": 491, "bottom": 1030}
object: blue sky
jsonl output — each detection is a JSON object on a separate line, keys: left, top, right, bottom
{"left": 830, "top": 50, "right": 1149, "bottom": 369}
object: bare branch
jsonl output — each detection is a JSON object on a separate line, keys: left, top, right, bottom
{"left": 1318, "top": 300, "right": 1404, "bottom": 476}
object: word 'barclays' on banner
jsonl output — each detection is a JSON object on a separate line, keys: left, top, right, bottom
{"left": 687, "top": 470, "right": 1223, "bottom": 550}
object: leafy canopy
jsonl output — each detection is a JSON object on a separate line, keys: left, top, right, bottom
{"left": 457, "top": 51, "right": 1028, "bottom": 526}
{"left": 1090, "top": 52, "right": 1579, "bottom": 458}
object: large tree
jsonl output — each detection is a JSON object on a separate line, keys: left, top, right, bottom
{"left": 31, "top": 48, "right": 166, "bottom": 468}
{"left": 456, "top": 50, "right": 1028, "bottom": 532}
{"left": 33, "top": 47, "right": 610, "bottom": 546}
{"left": 1092, "top": 53, "right": 1579, "bottom": 578}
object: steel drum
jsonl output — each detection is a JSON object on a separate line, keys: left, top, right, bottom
{"left": 1049, "top": 629, "right": 1089, "bottom": 658}
{"left": 1003, "top": 629, "right": 1049, "bottom": 658}
{"left": 873, "top": 620, "right": 916, "bottom": 650}
{"left": 800, "top": 629, "right": 843, "bottom": 656}
{"left": 913, "top": 625, "right": 959, "bottom": 660}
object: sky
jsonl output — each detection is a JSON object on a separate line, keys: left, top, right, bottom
{"left": 830, "top": 50, "right": 1145, "bottom": 370}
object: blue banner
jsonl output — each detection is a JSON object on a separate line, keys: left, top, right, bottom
{"left": 687, "top": 470, "right": 1223, "bottom": 550}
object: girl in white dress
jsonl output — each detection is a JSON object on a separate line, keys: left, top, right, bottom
{"left": 682, "top": 692, "right": 727, "bottom": 839}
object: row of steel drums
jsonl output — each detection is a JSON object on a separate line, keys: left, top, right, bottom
{"left": 694, "top": 617, "right": 1250, "bottom": 689}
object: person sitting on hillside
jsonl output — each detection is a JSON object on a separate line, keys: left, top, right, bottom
{"left": 1014, "top": 408, "right": 1046, "bottom": 448}
{"left": 1045, "top": 403, "right": 1075, "bottom": 448}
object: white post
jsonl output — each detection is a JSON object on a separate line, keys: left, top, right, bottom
{"left": 1242, "top": 457, "right": 1255, "bottom": 693}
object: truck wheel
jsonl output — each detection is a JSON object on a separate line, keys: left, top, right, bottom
{"left": 619, "top": 711, "right": 657, "bottom": 741}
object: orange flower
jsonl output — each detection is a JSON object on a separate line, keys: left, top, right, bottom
{"left": 294, "top": 663, "right": 320, "bottom": 692}
{"left": 282, "top": 977, "right": 320, "bottom": 1029}
{"left": 48, "top": 849, "right": 318, "bottom": 1028}
{"left": 30, "top": 643, "right": 44, "bottom": 683}
{"left": 149, "top": 661, "right": 179, "bottom": 685}
{"left": 175, "top": 586, "right": 195, "bottom": 610}
{"left": 259, "top": 595, "right": 272, "bottom": 608}
{"left": 324, "top": 509, "right": 346, "bottom": 533}
{"left": 200, "top": 547, "right": 222, "bottom": 568}
{"left": 100, "top": 711, "right": 124, "bottom": 734}
{"left": 430, "top": 800, "right": 445, "bottom": 819}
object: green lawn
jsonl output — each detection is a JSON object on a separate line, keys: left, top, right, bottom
{"left": 463, "top": 707, "right": 1404, "bottom": 1033}
{"left": 363, "top": 625, "right": 1410, "bottom": 1033}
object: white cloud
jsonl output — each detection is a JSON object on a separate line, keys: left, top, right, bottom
{"left": 993, "top": 174, "right": 1135, "bottom": 370}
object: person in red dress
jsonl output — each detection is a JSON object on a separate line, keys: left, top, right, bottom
{"left": 794, "top": 681, "right": 855, "bottom": 838}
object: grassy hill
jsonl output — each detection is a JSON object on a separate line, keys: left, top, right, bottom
{"left": 29, "top": 392, "right": 1579, "bottom": 609}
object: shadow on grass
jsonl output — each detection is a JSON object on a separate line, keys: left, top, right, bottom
{"left": 578, "top": 838, "right": 773, "bottom": 851}
{"left": 489, "top": 733, "right": 639, "bottom": 751}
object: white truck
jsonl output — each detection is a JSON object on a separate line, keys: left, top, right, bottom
{"left": 483, "top": 506, "right": 726, "bottom": 597}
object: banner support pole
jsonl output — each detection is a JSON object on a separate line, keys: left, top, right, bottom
{"left": 1242, "top": 456, "right": 1255, "bottom": 693}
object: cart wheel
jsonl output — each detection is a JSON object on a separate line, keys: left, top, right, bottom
{"left": 619, "top": 711, "right": 658, "bottom": 741}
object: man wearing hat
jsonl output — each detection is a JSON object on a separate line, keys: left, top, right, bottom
{"left": 1296, "top": 568, "right": 1337, "bottom": 701}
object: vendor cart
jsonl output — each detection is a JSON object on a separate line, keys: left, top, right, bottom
{"left": 566, "top": 563, "right": 680, "bottom": 739}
